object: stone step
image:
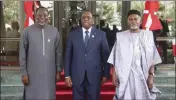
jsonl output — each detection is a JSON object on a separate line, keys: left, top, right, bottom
{"left": 1, "top": 64, "right": 175, "bottom": 71}
{"left": 1, "top": 83, "right": 174, "bottom": 95}
{"left": 1, "top": 65, "right": 175, "bottom": 76}
{"left": 1, "top": 84, "right": 23, "bottom": 94}
{"left": 1, "top": 64, "right": 175, "bottom": 77}
{"left": 155, "top": 64, "right": 175, "bottom": 71}
{"left": 156, "top": 64, "right": 175, "bottom": 68}
{"left": 154, "top": 71, "right": 175, "bottom": 84}
{"left": 156, "top": 94, "right": 175, "bottom": 100}
{"left": 1, "top": 71, "right": 174, "bottom": 85}
{"left": 154, "top": 76, "right": 175, "bottom": 84}
{"left": 1, "top": 93, "right": 23, "bottom": 100}
{"left": 1, "top": 70, "right": 21, "bottom": 85}
{"left": 155, "top": 84, "right": 175, "bottom": 94}
{"left": 155, "top": 70, "right": 175, "bottom": 75}
{"left": 1, "top": 69, "right": 175, "bottom": 86}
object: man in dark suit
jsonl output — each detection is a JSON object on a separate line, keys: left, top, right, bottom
{"left": 64, "top": 11, "right": 110, "bottom": 100}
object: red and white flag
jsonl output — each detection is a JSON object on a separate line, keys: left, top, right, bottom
{"left": 142, "top": 0, "right": 162, "bottom": 31}
{"left": 24, "top": 1, "right": 40, "bottom": 28}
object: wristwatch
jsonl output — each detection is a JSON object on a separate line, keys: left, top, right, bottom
{"left": 149, "top": 73, "right": 155, "bottom": 76}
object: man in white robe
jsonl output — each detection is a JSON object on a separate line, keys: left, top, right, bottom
{"left": 108, "top": 10, "right": 162, "bottom": 100}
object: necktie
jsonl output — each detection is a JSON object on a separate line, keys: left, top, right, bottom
{"left": 85, "top": 31, "right": 89, "bottom": 47}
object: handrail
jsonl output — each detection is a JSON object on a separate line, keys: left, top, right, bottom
{"left": 0, "top": 38, "right": 20, "bottom": 41}
{"left": 0, "top": 66, "right": 20, "bottom": 70}
{"left": 156, "top": 37, "right": 175, "bottom": 41}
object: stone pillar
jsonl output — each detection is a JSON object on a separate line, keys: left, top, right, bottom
{"left": 18, "top": 1, "right": 25, "bottom": 34}
{"left": 54, "top": 1, "right": 65, "bottom": 66}
{"left": 69, "top": 1, "right": 78, "bottom": 25}
{"left": 0, "top": 1, "right": 5, "bottom": 37}
{"left": 52, "top": 2, "right": 54, "bottom": 26}
{"left": 54, "top": 1, "right": 59, "bottom": 28}
{"left": 121, "top": 1, "right": 131, "bottom": 31}
{"left": 65, "top": 2, "right": 69, "bottom": 21}
{"left": 88, "top": 1, "right": 96, "bottom": 15}
{"left": 0, "top": 1, "right": 6, "bottom": 54}
{"left": 88, "top": 1, "right": 97, "bottom": 25}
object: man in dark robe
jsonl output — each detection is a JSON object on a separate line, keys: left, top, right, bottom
{"left": 19, "top": 7, "right": 63, "bottom": 100}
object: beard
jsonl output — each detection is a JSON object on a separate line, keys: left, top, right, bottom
{"left": 129, "top": 24, "right": 139, "bottom": 30}
{"left": 130, "top": 25, "right": 139, "bottom": 30}
{"left": 38, "top": 21, "right": 46, "bottom": 26}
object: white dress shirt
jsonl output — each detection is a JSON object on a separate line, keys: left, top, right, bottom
{"left": 82, "top": 27, "right": 92, "bottom": 42}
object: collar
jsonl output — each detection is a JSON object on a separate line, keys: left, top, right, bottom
{"left": 82, "top": 27, "right": 92, "bottom": 33}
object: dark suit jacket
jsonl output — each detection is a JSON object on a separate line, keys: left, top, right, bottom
{"left": 64, "top": 26, "right": 110, "bottom": 85}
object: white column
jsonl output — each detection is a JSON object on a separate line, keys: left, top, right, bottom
{"left": 18, "top": 1, "right": 25, "bottom": 34}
